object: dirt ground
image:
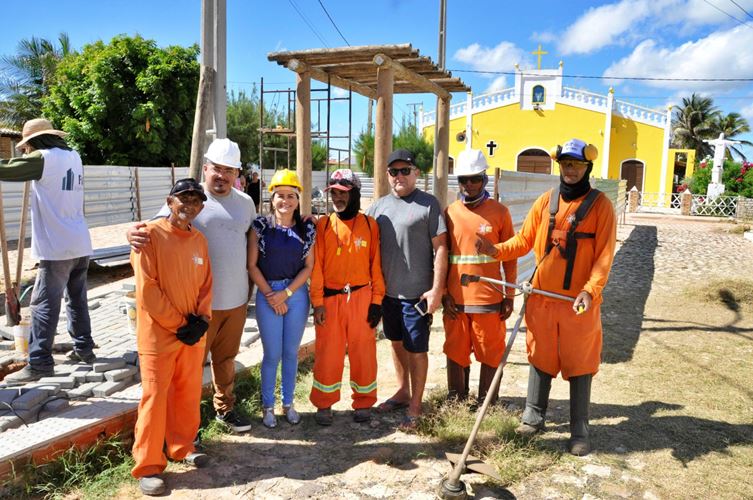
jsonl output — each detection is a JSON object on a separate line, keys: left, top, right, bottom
{"left": 80, "top": 215, "right": 753, "bottom": 499}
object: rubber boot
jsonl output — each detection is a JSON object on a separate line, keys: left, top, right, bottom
{"left": 515, "top": 365, "right": 552, "bottom": 436}
{"left": 446, "top": 358, "right": 468, "bottom": 401}
{"left": 568, "top": 374, "right": 592, "bottom": 456}
{"left": 477, "top": 363, "right": 500, "bottom": 405}
{"left": 464, "top": 366, "right": 470, "bottom": 397}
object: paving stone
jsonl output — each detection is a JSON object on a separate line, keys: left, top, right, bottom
{"left": 72, "top": 371, "right": 89, "bottom": 384}
{"left": 38, "top": 398, "right": 70, "bottom": 420}
{"left": 23, "top": 384, "right": 61, "bottom": 396}
{"left": 92, "top": 379, "right": 131, "bottom": 397}
{"left": 52, "top": 342, "right": 73, "bottom": 353}
{"left": 85, "top": 371, "right": 105, "bottom": 383}
{"left": 67, "top": 382, "right": 99, "bottom": 399}
{"left": 11, "top": 388, "right": 49, "bottom": 410}
{"left": 241, "top": 332, "right": 260, "bottom": 347}
{"left": 92, "top": 358, "right": 126, "bottom": 373}
{"left": 0, "top": 356, "right": 14, "bottom": 368}
{"left": 88, "top": 301, "right": 101, "bottom": 311}
{"left": 0, "top": 340, "right": 15, "bottom": 351}
{"left": 0, "top": 388, "right": 21, "bottom": 407}
{"left": 104, "top": 366, "right": 138, "bottom": 382}
{"left": 37, "top": 377, "right": 76, "bottom": 389}
{"left": 123, "top": 351, "right": 139, "bottom": 366}
{"left": 121, "top": 283, "right": 136, "bottom": 292}
{"left": 0, "top": 414, "right": 23, "bottom": 432}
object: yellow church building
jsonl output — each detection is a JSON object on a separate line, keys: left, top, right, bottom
{"left": 421, "top": 58, "right": 694, "bottom": 196}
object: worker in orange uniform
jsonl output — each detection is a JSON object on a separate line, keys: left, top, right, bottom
{"left": 476, "top": 139, "right": 616, "bottom": 456}
{"left": 130, "top": 178, "right": 213, "bottom": 496}
{"left": 309, "top": 169, "right": 385, "bottom": 426}
{"left": 442, "top": 149, "right": 517, "bottom": 404}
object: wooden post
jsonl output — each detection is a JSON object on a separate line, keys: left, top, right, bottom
{"left": 434, "top": 96, "right": 451, "bottom": 208}
{"left": 170, "top": 163, "right": 176, "bottom": 186}
{"left": 374, "top": 66, "right": 394, "bottom": 200}
{"left": 493, "top": 168, "right": 500, "bottom": 201}
{"left": 15, "top": 182, "right": 30, "bottom": 294}
{"left": 295, "top": 70, "right": 312, "bottom": 215}
{"left": 189, "top": 65, "right": 214, "bottom": 180}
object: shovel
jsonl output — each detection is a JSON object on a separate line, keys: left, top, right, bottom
{"left": 0, "top": 182, "right": 21, "bottom": 326}
{"left": 438, "top": 274, "right": 575, "bottom": 499}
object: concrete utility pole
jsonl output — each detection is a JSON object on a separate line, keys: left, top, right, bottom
{"left": 213, "top": 0, "right": 227, "bottom": 139}
{"left": 433, "top": 0, "right": 449, "bottom": 208}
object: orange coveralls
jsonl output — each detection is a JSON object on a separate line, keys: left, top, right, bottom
{"left": 309, "top": 213, "right": 385, "bottom": 410}
{"left": 444, "top": 199, "right": 517, "bottom": 367}
{"left": 493, "top": 189, "right": 616, "bottom": 379}
{"left": 130, "top": 218, "right": 213, "bottom": 479}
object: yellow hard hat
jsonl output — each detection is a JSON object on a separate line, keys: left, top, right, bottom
{"left": 268, "top": 169, "right": 303, "bottom": 192}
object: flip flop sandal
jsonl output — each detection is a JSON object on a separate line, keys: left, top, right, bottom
{"left": 376, "top": 398, "right": 410, "bottom": 413}
{"left": 399, "top": 415, "right": 420, "bottom": 431}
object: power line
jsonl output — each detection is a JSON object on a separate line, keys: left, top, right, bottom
{"left": 288, "top": 0, "right": 330, "bottom": 47}
{"left": 728, "top": 0, "right": 753, "bottom": 21}
{"left": 700, "top": 0, "right": 753, "bottom": 29}
{"left": 317, "top": 0, "right": 350, "bottom": 46}
{"left": 447, "top": 69, "right": 753, "bottom": 82}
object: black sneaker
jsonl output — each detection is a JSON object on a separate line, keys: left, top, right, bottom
{"left": 215, "top": 410, "right": 252, "bottom": 433}
{"left": 3, "top": 365, "right": 53, "bottom": 385}
{"left": 67, "top": 349, "right": 97, "bottom": 364}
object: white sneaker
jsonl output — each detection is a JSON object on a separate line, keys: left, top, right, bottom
{"left": 262, "top": 407, "right": 277, "bottom": 428}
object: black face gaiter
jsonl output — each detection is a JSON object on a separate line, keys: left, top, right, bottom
{"left": 559, "top": 162, "right": 593, "bottom": 201}
{"left": 336, "top": 187, "right": 361, "bottom": 220}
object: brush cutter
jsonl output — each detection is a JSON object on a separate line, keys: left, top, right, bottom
{"left": 0, "top": 182, "right": 21, "bottom": 326}
{"left": 438, "top": 273, "right": 575, "bottom": 499}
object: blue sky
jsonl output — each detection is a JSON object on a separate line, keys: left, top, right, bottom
{"left": 2, "top": 0, "right": 752, "bottom": 159}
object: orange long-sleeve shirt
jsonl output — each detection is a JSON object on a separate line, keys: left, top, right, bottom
{"left": 493, "top": 189, "right": 616, "bottom": 304}
{"left": 310, "top": 213, "right": 385, "bottom": 308}
{"left": 446, "top": 199, "right": 517, "bottom": 305}
{"left": 130, "top": 218, "right": 213, "bottom": 354}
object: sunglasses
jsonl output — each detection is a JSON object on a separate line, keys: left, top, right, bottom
{"left": 458, "top": 175, "right": 484, "bottom": 185}
{"left": 388, "top": 167, "right": 414, "bottom": 177}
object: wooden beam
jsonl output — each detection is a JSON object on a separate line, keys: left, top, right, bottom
{"left": 287, "top": 59, "right": 376, "bottom": 100}
{"left": 374, "top": 66, "right": 394, "bottom": 200}
{"left": 373, "top": 53, "right": 450, "bottom": 99}
{"left": 189, "top": 64, "right": 213, "bottom": 181}
{"left": 295, "top": 70, "right": 312, "bottom": 215}
{"left": 434, "top": 96, "right": 451, "bottom": 208}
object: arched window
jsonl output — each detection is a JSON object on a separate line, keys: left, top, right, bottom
{"left": 517, "top": 148, "right": 551, "bottom": 174}
{"left": 532, "top": 85, "right": 545, "bottom": 104}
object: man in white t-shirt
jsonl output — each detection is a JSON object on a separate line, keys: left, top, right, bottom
{"left": 2, "top": 118, "right": 95, "bottom": 384}
{"left": 128, "top": 138, "right": 256, "bottom": 433}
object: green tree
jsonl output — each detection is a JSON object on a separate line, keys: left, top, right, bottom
{"left": 42, "top": 35, "right": 199, "bottom": 166}
{"left": 0, "top": 33, "right": 71, "bottom": 127}
{"left": 352, "top": 123, "right": 434, "bottom": 177}
{"left": 312, "top": 141, "right": 328, "bottom": 171}
{"left": 710, "top": 112, "right": 752, "bottom": 161}
{"left": 671, "top": 93, "right": 720, "bottom": 159}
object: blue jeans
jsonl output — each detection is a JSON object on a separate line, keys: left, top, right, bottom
{"left": 256, "top": 279, "right": 310, "bottom": 407}
{"left": 30, "top": 257, "right": 94, "bottom": 371}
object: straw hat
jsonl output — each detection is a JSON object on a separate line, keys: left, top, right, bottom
{"left": 17, "top": 118, "right": 67, "bottom": 147}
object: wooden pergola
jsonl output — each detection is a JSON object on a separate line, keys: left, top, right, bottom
{"left": 268, "top": 43, "right": 470, "bottom": 213}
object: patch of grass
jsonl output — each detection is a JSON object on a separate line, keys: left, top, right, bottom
{"left": 718, "top": 223, "right": 751, "bottom": 234}
{"left": 416, "top": 390, "right": 560, "bottom": 485}
{"left": 685, "top": 278, "right": 753, "bottom": 311}
{"left": 0, "top": 434, "right": 134, "bottom": 499}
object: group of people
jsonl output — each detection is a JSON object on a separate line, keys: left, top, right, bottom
{"left": 0, "top": 119, "right": 616, "bottom": 497}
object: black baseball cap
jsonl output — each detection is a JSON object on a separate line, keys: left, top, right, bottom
{"left": 387, "top": 149, "right": 416, "bottom": 167}
{"left": 169, "top": 178, "right": 207, "bottom": 201}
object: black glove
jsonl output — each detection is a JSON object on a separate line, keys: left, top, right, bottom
{"left": 176, "top": 314, "right": 209, "bottom": 346}
{"left": 366, "top": 304, "right": 383, "bottom": 329}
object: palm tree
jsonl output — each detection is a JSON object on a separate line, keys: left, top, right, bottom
{"left": 671, "top": 93, "right": 720, "bottom": 159}
{"left": 0, "top": 33, "right": 71, "bottom": 127}
{"left": 710, "top": 112, "right": 752, "bottom": 161}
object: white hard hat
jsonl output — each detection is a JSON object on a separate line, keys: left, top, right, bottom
{"left": 205, "top": 138, "right": 242, "bottom": 169}
{"left": 455, "top": 149, "right": 489, "bottom": 176}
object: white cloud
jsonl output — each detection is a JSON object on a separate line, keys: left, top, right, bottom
{"left": 559, "top": 0, "right": 674, "bottom": 55}
{"left": 484, "top": 76, "right": 508, "bottom": 93}
{"left": 332, "top": 87, "right": 348, "bottom": 98}
{"left": 453, "top": 41, "right": 530, "bottom": 72}
{"left": 742, "top": 103, "right": 753, "bottom": 121}
{"left": 602, "top": 25, "right": 753, "bottom": 92}
{"left": 531, "top": 31, "right": 557, "bottom": 44}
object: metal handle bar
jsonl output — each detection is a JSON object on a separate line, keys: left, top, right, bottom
{"left": 460, "top": 273, "right": 575, "bottom": 303}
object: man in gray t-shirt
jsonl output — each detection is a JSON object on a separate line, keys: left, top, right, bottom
{"left": 366, "top": 149, "right": 448, "bottom": 427}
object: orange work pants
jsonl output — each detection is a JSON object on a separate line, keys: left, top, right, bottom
{"left": 524, "top": 294, "right": 602, "bottom": 380}
{"left": 310, "top": 286, "right": 377, "bottom": 410}
{"left": 203, "top": 304, "right": 247, "bottom": 414}
{"left": 131, "top": 338, "right": 205, "bottom": 478}
{"left": 443, "top": 311, "right": 506, "bottom": 368}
